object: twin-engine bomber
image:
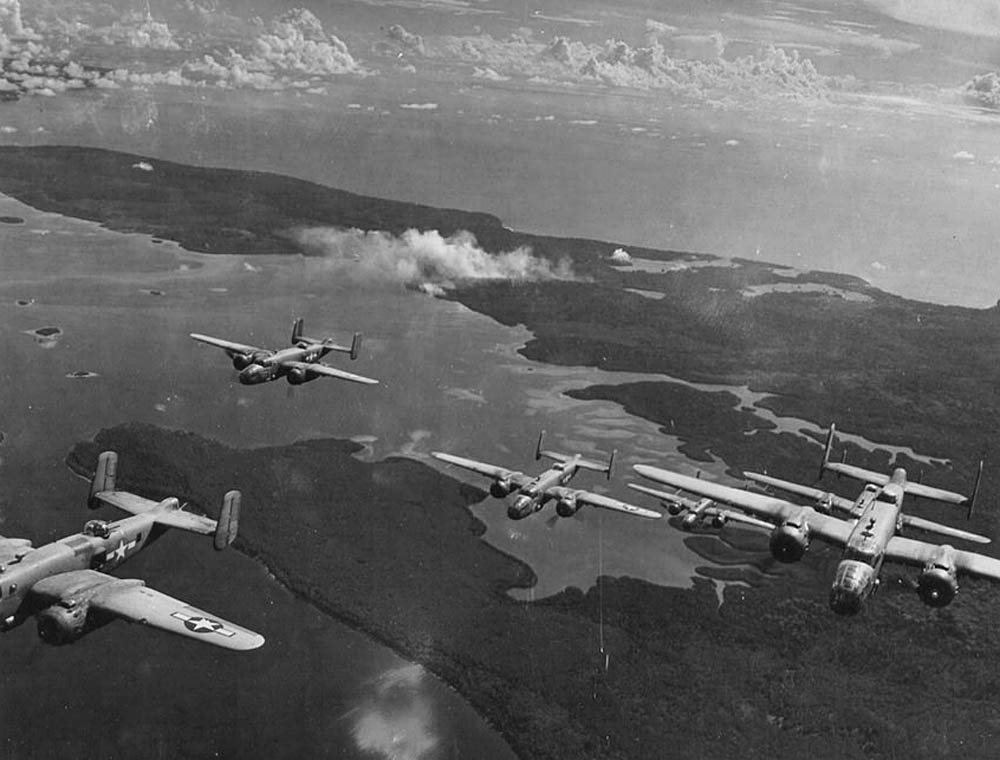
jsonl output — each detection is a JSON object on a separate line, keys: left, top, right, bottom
{"left": 191, "top": 317, "right": 378, "bottom": 387}
{"left": 0, "top": 452, "right": 264, "bottom": 650}
{"left": 634, "top": 425, "right": 1000, "bottom": 615}
{"left": 433, "top": 431, "right": 661, "bottom": 521}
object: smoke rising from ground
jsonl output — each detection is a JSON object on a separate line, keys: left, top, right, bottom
{"left": 293, "top": 227, "right": 575, "bottom": 290}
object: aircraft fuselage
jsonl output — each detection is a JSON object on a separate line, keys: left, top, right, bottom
{"left": 0, "top": 512, "right": 163, "bottom": 631}
{"left": 828, "top": 469, "right": 907, "bottom": 615}
{"left": 238, "top": 342, "right": 329, "bottom": 385}
{"left": 507, "top": 460, "right": 581, "bottom": 519}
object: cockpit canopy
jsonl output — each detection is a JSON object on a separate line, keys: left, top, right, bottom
{"left": 83, "top": 519, "right": 111, "bottom": 539}
{"left": 875, "top": 489, "right": 897, "bottom": 504}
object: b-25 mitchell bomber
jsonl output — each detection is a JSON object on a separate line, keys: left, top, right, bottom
{"left": 432, "top": 431, "right": 661, "bottom": 521}
{"left": 628, "top": 482, "right": 772, "bottom": 532}
{"left": 634, "top": 425, "right": 999, "bottom": 615}
{"left": 0, "top": 452, "right": 264, "bottom": 650}
{"left": 191, "top": 317, "right": 378, "bottom": 386}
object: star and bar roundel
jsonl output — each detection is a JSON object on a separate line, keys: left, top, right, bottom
{"left": 171, "top": 611, "right": 237, "bottom": 637}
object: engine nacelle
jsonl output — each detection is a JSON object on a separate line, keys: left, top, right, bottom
{"left": 286, "top": 366, "right": 310, "bottom": 385}
{"left": 232, "top": 351, "right": 269, "bottom": 371}
{"left": 666, "top": 502, "right": 685, "bottom": 517}
{"left": 917, "top": 545, "right": 959, "bottom": 608}
{"left": 507, "top": 495, "right": 537, "bottom": 520}
{"left": 769, "top": 519, "right": 810, "bottom": 563}
{"left": 490, "top": 479, "right": 514, "bottom": 499}
{"left": 555, "top": 495, "right": 581, "bottom": 518}
{"left": 232, "top": 353, "right": 255, "bottom": 371}
{"left": 36, "top": 600, "right": 91, "bottom": 645}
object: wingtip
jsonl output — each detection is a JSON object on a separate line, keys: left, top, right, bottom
{"left": 230, "top": 633, "right": 266, "bottom": 651}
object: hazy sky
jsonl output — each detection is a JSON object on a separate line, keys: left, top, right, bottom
{"left": 4, "top": 0, "right": 1000, "bottom": 305}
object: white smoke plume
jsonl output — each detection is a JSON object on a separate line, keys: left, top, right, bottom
{"left": 349, "top": 664, "right": 439, "bottom": 760}
{"left": 292, "top": 227, "right": 575, "bottom": 290}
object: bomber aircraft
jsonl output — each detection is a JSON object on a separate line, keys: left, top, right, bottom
{"left": 0, "top": 451, "right": 264, "bottom": 650}
{"left": 628, "top": 483, "right": 772, "bottom": 532}
{"left": 432, "top": 431, "right": 661, "bottom": 521}
{"left": 633, "top": 425, "right": 1000, "bottom": 615}
{"left": 191, "top": 317, "right": 378, "bottom": 386}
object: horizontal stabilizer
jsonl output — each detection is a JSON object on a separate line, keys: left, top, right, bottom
{"left": 902, "top": 481, "right": 968, "bottom": 506}
{"left": 627, "top": 482, "right": 692, "bottom": 506}
{"left": 744, "top": 472, "right": 857, "bottom": 515}
{"left": 901, "top": 514, "right": 989, "bottom": 544}
{"left": 577, "top": 453, "right": 615, "bottom": 478}
{"left": 822, "top": 461, "right": 891, "bottom": 486}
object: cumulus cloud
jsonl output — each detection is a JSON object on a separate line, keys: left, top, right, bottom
{"left": 384, "top": 24, "right": 426, "bottom": 56}
{"left": 964, "top": 72, "right": 1000, "bottom": 109}
{"left": 953, "top": 150, "right": 975, "bottom": 161}
{"left": 422, "top": 30, "right": 837, "bottom": 103}
{"left": 349, "top": 665, "right": 438, "bottom": 760}
{"left": 609, "top": 247, "right": 632, "bottom": 263}
{"left": 102, "top": 11, "right": 181, "bottom": 50}
{"left": 291, "top": 227, "right": 575, "bottom": 289}
{"left": 8, "top": 6, "right": 366, "bottom": 97}
{"left": 644, "top": 19, "right": 678, "bottom": 38}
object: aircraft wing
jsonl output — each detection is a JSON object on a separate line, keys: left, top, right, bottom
{"left": 744, "top": 472, "right": 858, "bottom": 516}
{"left": 634, "top": 465, "right": 854, "bottom": 546}
{"left": 555, "top": 488, "right": 662, "bottom": 519}
{"left": 885, "top": 537, "right": 1000, "bottom": 581}
{"left": 431, "top": 452, "right": 530, "bottom": 487}
{"left": 713, "top": 509, "right": 774, "bottom": 530}
{"left": 899, "top": 514, "right": 989, "bottom": 545}
{"left": 190, "top": 333, "right": 266, "bottom": 356}
{"left": 30, "top": 570, "right": 264, "bottom": 650}
{"left": 283, "top": 361, "right": 379, "bottom": 385}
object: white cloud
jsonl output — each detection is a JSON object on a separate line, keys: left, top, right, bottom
{"left": 421, "top": 30, "right": 837, "bottom": 103}
{"left": 609, "top": 248, "right": 632, "bottom": 263}
{"left": 953, "top": 150, "right": 975, "bottom": 161}
{"left": 399, "top": 102, "right": 438, "bottom": 110}
{"left": 964, "top": 72, "right": 1000, "bottom": 109}
{"left": 384, "top": 24, "right": 426, "bottom": 55}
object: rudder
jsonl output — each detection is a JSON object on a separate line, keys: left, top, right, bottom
{"left": 214, "top": 490, "right": 241, "bottom": 550}
{"left": 819, "top": 423, "right": 836, "bottom": 479}
{"left": 291, "top": 317, "right": 304, "bottom": 345}
{"left": 89, "top": 451, "right": 118, "bottom": 509}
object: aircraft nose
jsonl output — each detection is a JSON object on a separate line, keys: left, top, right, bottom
{"left": 507, "top": 495, "right": 535, "bottom": 520}
{"left": 830, "top": 560, "right": 874, "bottom": 615}
{"left": 238, "top": 365, "right": 265, "bottom": 385}
{"left": 829, "top": 588, "right": 863, "bottom": 616}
